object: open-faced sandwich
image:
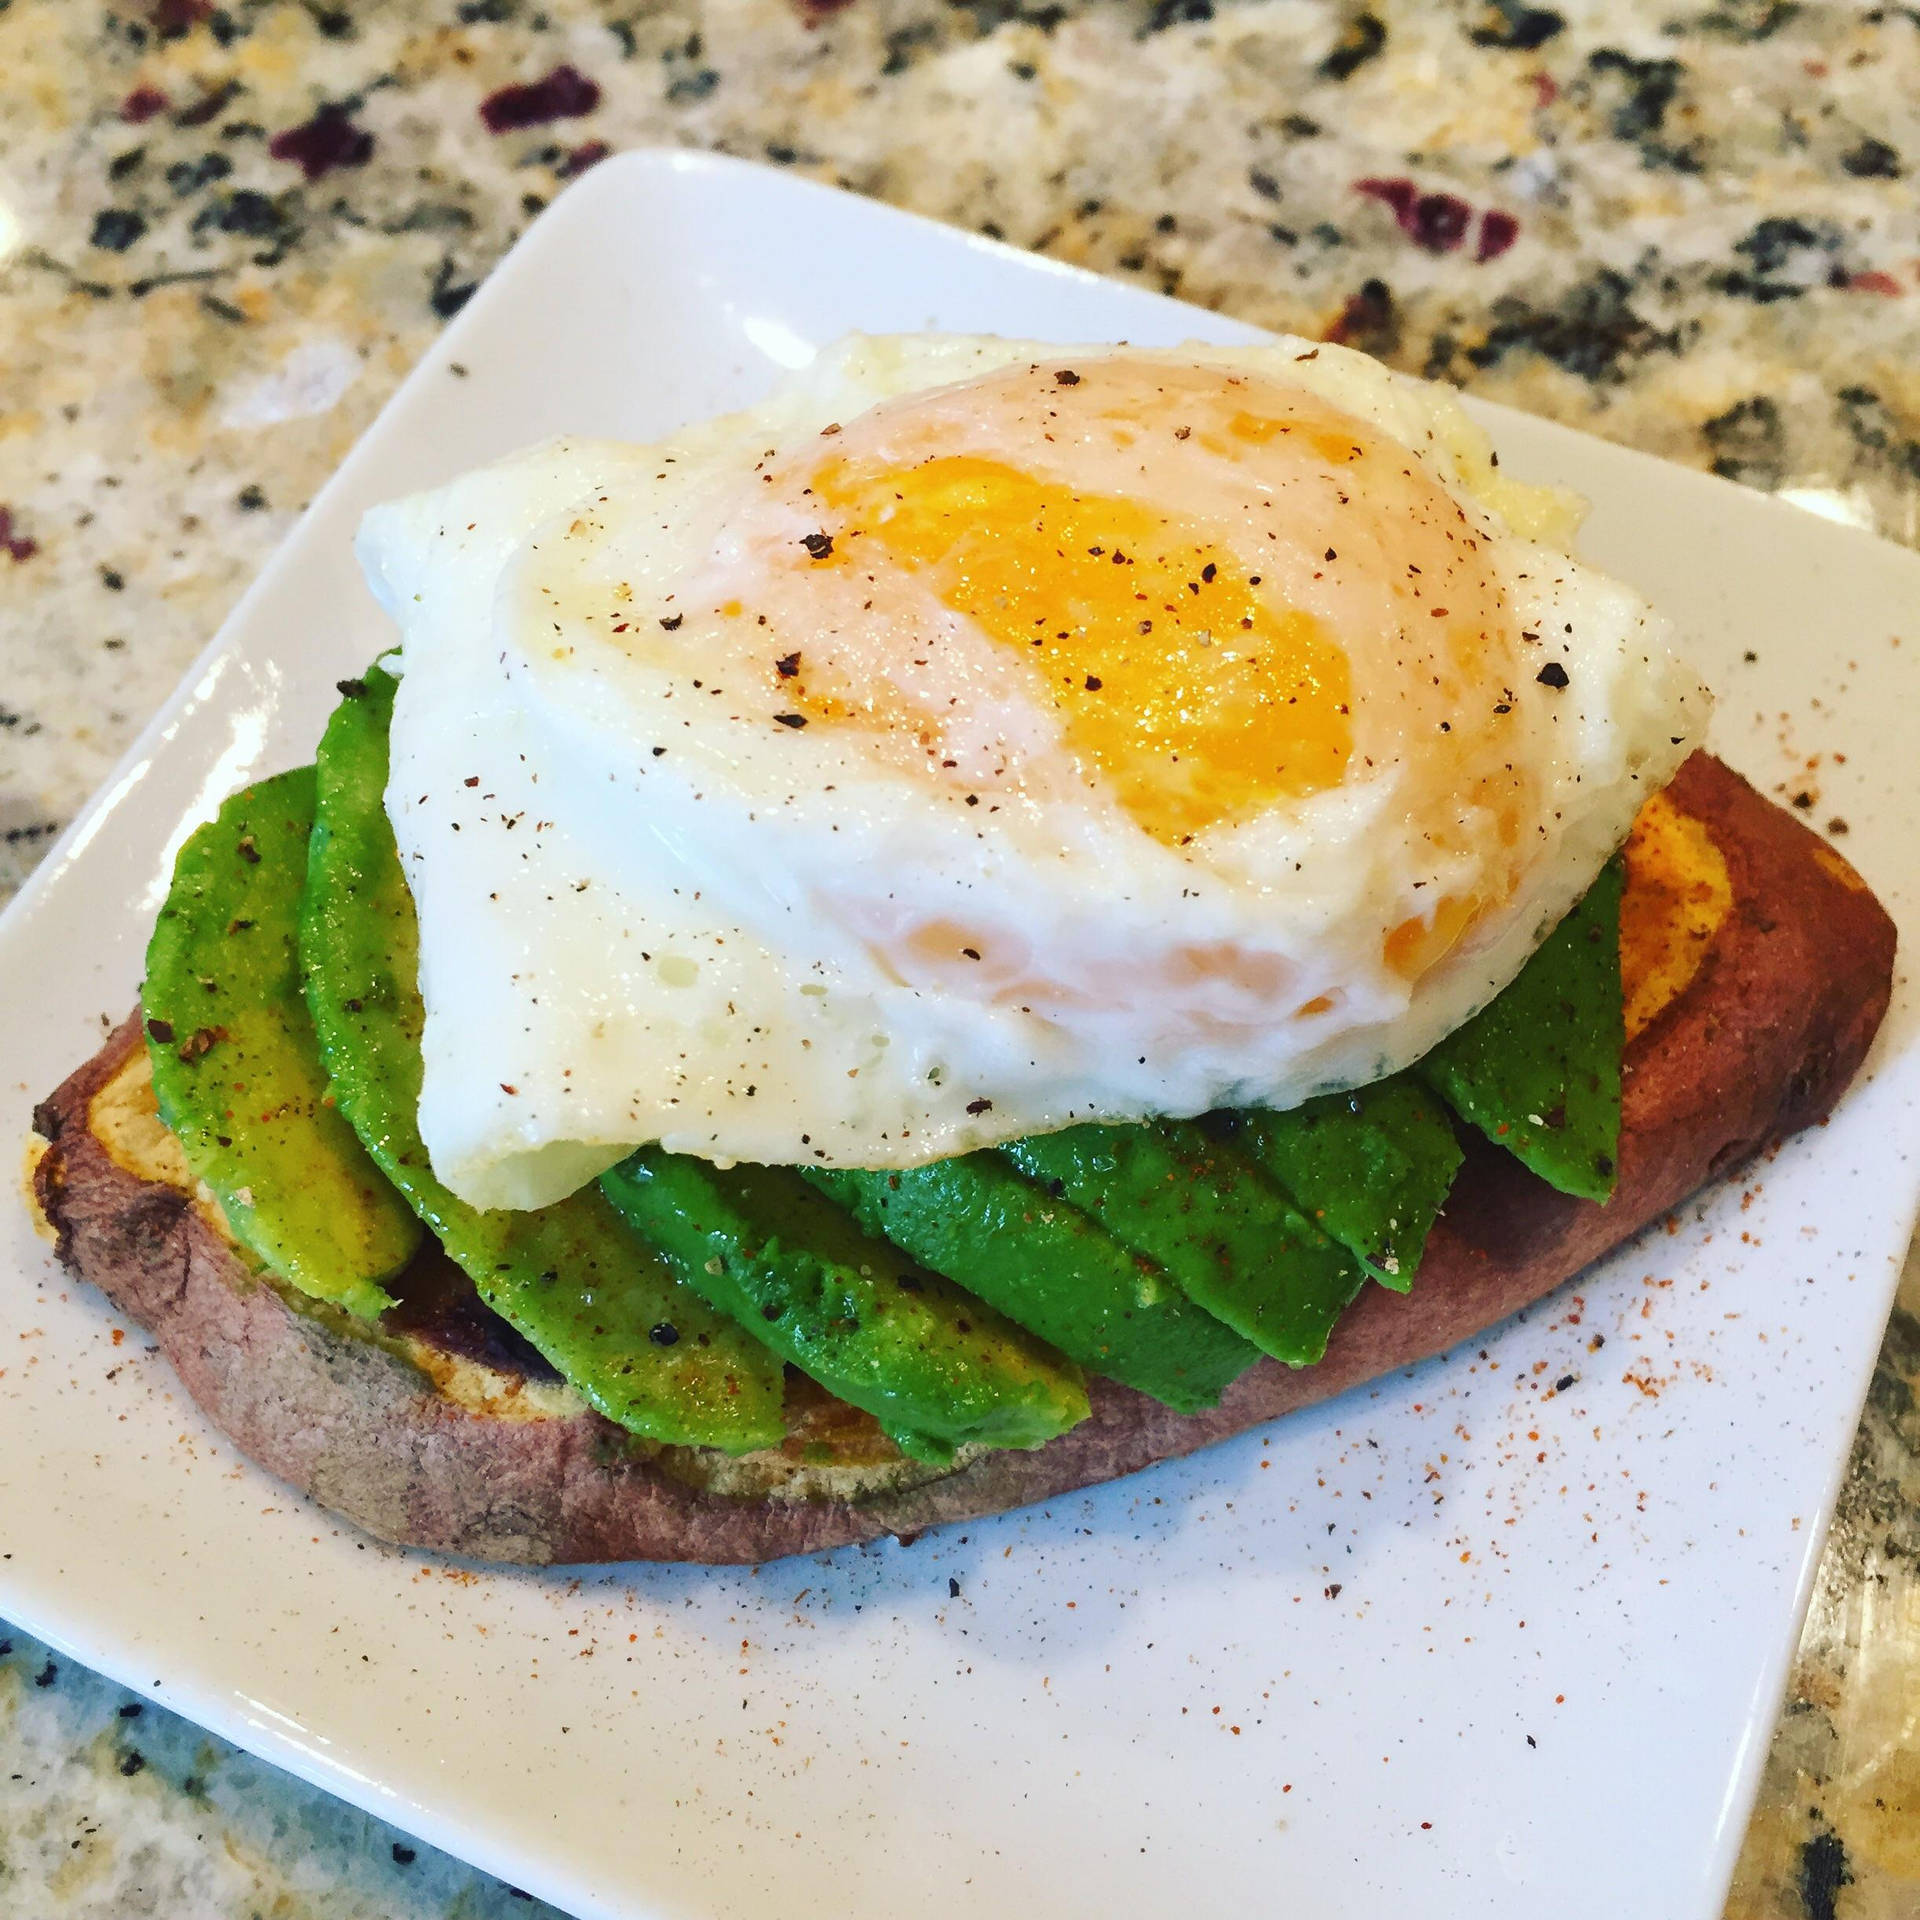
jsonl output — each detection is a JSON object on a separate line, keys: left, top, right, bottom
{"left": 27, "top": 335, "right": 1896, "bottom": 1565}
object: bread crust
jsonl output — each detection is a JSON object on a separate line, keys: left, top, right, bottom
{"left": 29, "top": 754, "right": 1897, "bottom": 1565}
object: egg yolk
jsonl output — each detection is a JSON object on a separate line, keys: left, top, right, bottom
{"left": 720, "top": 355, "right": 1540, "bottom": 993}
{"left": 812, "top": 455, "right": 1352, "bottom": 845}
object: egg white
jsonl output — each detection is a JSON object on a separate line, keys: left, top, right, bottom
{"left": 359, "top": 333, "right": 1708, "bottom": 1210}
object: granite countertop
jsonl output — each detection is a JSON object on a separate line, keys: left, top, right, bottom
{"left": 1, "top": 0, "right": 1916, "bottom": 1912}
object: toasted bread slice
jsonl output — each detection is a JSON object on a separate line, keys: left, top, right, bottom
{"left": 27, "top": 754, "right": 1896, "bottom": 1565}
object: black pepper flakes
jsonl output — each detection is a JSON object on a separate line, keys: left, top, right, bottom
{"left": 775, "top": 651, "right": 802, "bottom": 677}
{"left": 336, "top": 676, "right": 368, "bottom": 699}
{"left": 146, "top": 1016, "right": 176, "bottom": 1044}
{"left": 773, "top": 712, "right": 808, "bottom": 729}
{"left": 1054, "top": 369, "right": 1081, "bottom": 385}
{"left": 800, "top": 531, "right": 835, "bottom": 560}
{"left": 965, "top": 1097, "right": 993, "bottom": 1114}
{"left": 1535, "top": 661, "right": 1570, "bottom": 688}
{"left": 1084, "top": 675, "right": 1103, "bottom": 691}
{"left": 648, "top": 1322, "right": 680, "bottom": 1347}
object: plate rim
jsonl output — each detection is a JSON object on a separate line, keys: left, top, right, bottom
{"left": 2, "top": 144, "right": 1916, "bottom": 1920}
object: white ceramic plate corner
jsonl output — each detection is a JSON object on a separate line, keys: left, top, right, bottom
{"left": 3, "top": 148, "right": 1918, "bottom": 1920}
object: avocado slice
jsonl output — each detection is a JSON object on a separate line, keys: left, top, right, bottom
{"left": 143, "top": 766, "right": 422, "bottom": 1319}
{"left": 301, "top": 666, "right": 787, "bottom": 1454}
{"left": 805, "top": 1156, "right": 1258, "bottom": 1413}
{"left": 602, "top": 1149, "right": 1089, "bottom": 1463}
{"left": 1001, "top": 1120, "right": 1368, "bottom": 1366}
{"left": 1421, "top": 855, "right": 1625, "bottom": 1203}
{"left": 1218, "top": 1074, "right": 1463, "bottom": 1292}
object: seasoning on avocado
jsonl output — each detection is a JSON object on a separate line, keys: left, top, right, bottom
{"left": 176, "top": 1025, "right": 223, "bottom": 1062}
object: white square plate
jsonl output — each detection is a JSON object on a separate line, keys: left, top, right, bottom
{"left": 3, "top": 150, "right": 1916, "bottom": 1920}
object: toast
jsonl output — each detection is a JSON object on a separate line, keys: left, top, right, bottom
{"left": 27, "top": 752, "right": 1896, "bottom": 1565}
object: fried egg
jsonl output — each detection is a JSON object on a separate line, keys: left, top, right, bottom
{"left": 358, "top": 334, "right": 1708, "bottom": 1211}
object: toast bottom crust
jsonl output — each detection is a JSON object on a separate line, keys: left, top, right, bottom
{"left": 29, "top": 754, "right": 1897, "bottom": 1565}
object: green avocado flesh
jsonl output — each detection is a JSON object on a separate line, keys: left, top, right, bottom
{"left": 1420, "top": 857, "right": 1625, "bottom": 1203}
{"left": 602, "top": 1150, "right": 1089, "bottom": 1462}
{"left": 300, "top": 668, "right": 786, "bottom": 1453}
{"left": 143, "top": 767, "right": 421, "bottom": 1319}
{"left": 803, "top": 1158, "right": 1259, "bottom": 1414}
{"left": 1222, "top": 1075, "right": 1465, "bottom": 1291}
{"left": 1000, "top": 1123, "right": 1367, "bottom": 1366}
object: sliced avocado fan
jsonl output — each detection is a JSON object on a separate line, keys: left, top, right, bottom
{"left": 186, "top": 659, "right": 1631, "bottom": 1461}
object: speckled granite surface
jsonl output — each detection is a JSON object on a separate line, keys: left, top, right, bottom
{"left": 0, "top": 0, "right": 1915, "bottom": 1912}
